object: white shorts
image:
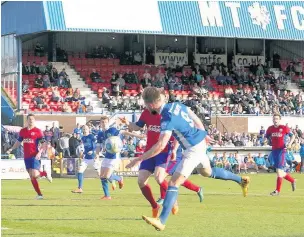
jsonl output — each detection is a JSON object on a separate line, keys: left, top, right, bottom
{"left": 175, "top": 139, "right": 210, "bottom": 179}
{"left": 101, "top": 158, "right": 120, "bottom": 170}
{"left": 79, "top": 159, "right": 100, "bottom": 173}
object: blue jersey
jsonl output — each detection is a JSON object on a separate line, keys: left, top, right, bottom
{"left": 300, "top": 143, "right": 304, "bottom": 156}
{"left": 81, "top": 134, "right": 96, "bottom": 159}
{"left": 160, "top": 102, "right": 207, "bottom": 150}
{"left": 74, "top": 128, "right": 83, "bottom": 136}
{"left": 254, "top": 156, "right": 266, "bottom": 166}
{"left": 97, "top": 127, "right": 120, "bottom": 159}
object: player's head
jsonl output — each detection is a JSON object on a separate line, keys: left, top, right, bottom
{"left": 142, "top": 87, "right": 166, "bottom": 115}
{"left": 272, "top": 113, "right": 281, "bottom": 127}
{"left": 82, "top": 125, "right": 90, "bottom": 135}
{"left": 100, "top": 116, "right": 110, "bottom": 130}
{"left": 27, "top": 114, "right": 35, "bottom": 128}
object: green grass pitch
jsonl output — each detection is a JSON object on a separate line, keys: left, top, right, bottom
{"left": 2, "top": 174, "right": 304, "bottom": 237}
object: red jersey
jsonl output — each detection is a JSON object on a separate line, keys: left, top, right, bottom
{"left": 136, "top": 109, "right": 169, "bottom": 153}
{"left": 18, "top": 127, "right": 44, "bottom": 159}
{"left": 266, "top": 125, "right": 290, "bottom": 150}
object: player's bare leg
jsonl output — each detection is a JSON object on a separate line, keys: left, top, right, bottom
{"left": 100, "top": 167, "right": 113, "bottom": 200}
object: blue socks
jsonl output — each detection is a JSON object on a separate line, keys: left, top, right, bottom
{"left": 109, "top": 173, "right": 122, "bottom": 182}
{"left": 210, "top": 167, "right": 242, "bottom": 184}
{"left": 159, "top": 186, "right": 179, "bottom": 224}
{"left": 77, "top": 173, "right": 84, "bottom": 189}
{"left": 101, "top": 178, "right": 110, "bottom": 197}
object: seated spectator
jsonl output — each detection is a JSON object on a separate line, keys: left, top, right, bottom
{"left": 127, "top": 138, "right": 136, "bottom": 157}
{"left": 85, "top": 102, "right": 94, "bottom": 113}
{"left": 33, "top": 93, "right": 47, "bottom": 109}
{"left": 34, "top": 74, "right": 43, "bottom": 88}
{"left": 155, "top": 69, "right": 164, "bottom": 82}
{"left": 123, "top": 70, "right": 138, "bottom": 84}
{"left": 192, "top": 83, "right": 203, "bottom": 96}
{"left": 195, "top": 71, "right": 203, "bottom": 84}
{"left": 153, "top": 75, "right": 166, "bottom": 88}
{"left": 245, "top": 153, "right": 256, "bottom": 170}
{"left": 227, "top": 153, "right": 238, "bottom": 172}
{"left": 256, "top": 63, "right": 265, "bottom": 77}
{"left": 59, "top": 68, "right": 68, "bottom": 79}
{"left": 135, "top": 140, "right": 145, "bottom": 157}
{"left": 22, "top": 61, "right": 32, "bottom": 75}
{"left": 90, "top": 69, "right": 103, "bottom": 83}
{"left": 35, "top": 42, "right": 44, "bottom": 56}
{"left": 212, "top": 153, "right": 223, "bottom": 168}
{"left": 133, "top": 52, "right": 142, "bottom": 65}
{"left": 31, "top": 61, "right": 39, "bottom": 74}
{"left": 62, "top": 102, "right": 72, "bottom": 113}
{"left": 72, "top": 88, "right": 84, "bottom": 101}
{"left": 216, "top": 72, "right": 226, "bottom": 85}
{"left": 180, "top": 71, "right": 189, "bottom": 85}
{"left": 254, "top": 153, "right": 269, "bottom": 172}
{"left": 211, "top": 66, "right": 220, "bottom": 78}
{"left": 216, "top": 58, "right": 226, "bottom": 69}
{"left": 175, "top": 62, "right": 183, "bottom": 73}
{"left": 51, "top": 86, "right": 63, "bottom": 102}
{"left": 64, "top": 88, "right": 73, "bottom": 102}
{"left": 141, "top": 73, "right": 152, "bottom": 88}
{"left": 188, "top": 71, "right": 197, "bottom": 85}
{"left": 225, "top": 85, "right": 234, "bottom": 97}
{"left": 286, "top": 62, "right": 295, "bottom": 76}
{"left": 22, "top": 80, "right": 29, "bottom": 93}
{"left": 38, "top": 61, "right": 47, "bottom": 74}
{"left": 42, "top": 74, "right": 51, "bottom": 88}
{"left": 57, "top": 76, "right": 67, "bottom": 88}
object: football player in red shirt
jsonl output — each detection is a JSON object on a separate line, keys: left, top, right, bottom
{"left": 120, "top": 108, "right": 202, "bottom": 218}
{"left": 7, "top": 114, "right": 52, "bottom": 199}
{"left": 266, "top": 114, "right": 296, "bottom": 196}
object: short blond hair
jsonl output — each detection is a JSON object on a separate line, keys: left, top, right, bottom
{"left": 273, "top": 113, "right": 281, "bottom": 119}
{"left": 142, "top": 87, "right": 162, "bottom": 104}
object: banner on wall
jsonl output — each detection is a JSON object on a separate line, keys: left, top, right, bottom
{"left": 195, "top": 54, "right": 227, "bottom": 66}
{"left": 235, "top": 55, "right": 265, "bottom": 67}
{"left": 155, "top": 53, "right": 188, "bottom": 66}
{"left": 1, "top": 159, "right": 52, "bottom": 180}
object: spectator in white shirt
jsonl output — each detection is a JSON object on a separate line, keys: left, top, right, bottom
{"left": 134, "top": 52, "right": 142, "bottom": 65}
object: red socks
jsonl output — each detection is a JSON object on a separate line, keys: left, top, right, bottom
{"left": 140, "top": 184, "right": 158, "bottom": 209}
{"left": 159, "top": 180, "right": 168, "bottom": 199}
{"left": 40, "top": 171, "right": 47, "bottom": 177}
{"left": 31, "top": 178, "right": 42, "bottom": 196}
{"left": 284, "top": 173, "right": 295, "bottom": 183}
{"left": 276, "top": 177, "right": 283, "bottom": 192}
{"left": 182, "top": 180, "right": 200, "bottom": 192}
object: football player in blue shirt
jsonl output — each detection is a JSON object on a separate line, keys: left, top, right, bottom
{"left": 97, "top": 116, "right": 145, "bottom": 200}
{"left": 72, "top": 125, "right": 99, "bottom": 193}
{"left": 126, "top": 87, "right": 250, "bottom": 231}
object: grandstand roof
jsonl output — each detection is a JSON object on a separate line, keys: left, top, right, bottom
{"left": 2, "top": 1, "right": 304, "bottom": 40}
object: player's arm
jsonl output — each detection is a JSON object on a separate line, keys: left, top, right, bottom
{"left": 88, "top": 135, "right": 96, "bottom": 155}
{"left": 6, "top": 140, "right": 21, "bottom": 154}
{"left": 119, "top": 116, "right": 145, "bottom": 132}
{"left": 286, "top": 133, "right": 295, "bottom": 149}
{"left": 120, "top": 130, "right": 146, "bottom": 139}
{"left": 170, "top": 138, "right": 179, "bottom": 161}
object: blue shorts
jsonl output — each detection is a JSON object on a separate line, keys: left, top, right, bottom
{"left": 269, "top": 149, "right": 286, "bottom": 169}
{"left": 139, "top": 153, "right": 169, "bottom": 173}
{"left": 24, "top": 157, "right": 41, "bottom": 170}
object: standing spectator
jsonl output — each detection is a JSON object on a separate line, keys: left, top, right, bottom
{"left": 69, "top": 133, "right": 80, "bottom": 157}
{"left": 43, "top": 125, "right": 53, "bottom": 143}
{"left": 59, "top": 134, "right": 71, "bottom": 157}
{"left": 73, "top": 124, "right": 83, "bottom": 137}
{"left": 1, "top": 130, "right": 11, "bottom": 153}
{"left": 50, "top": 122, "right": 60, "bottom": 149}
{"left": 35, "top": 42, "right": 44, "bottom": 56}
{"left": 272, "top": 52, "right": 281, "bottom": 70}
{"left": 260, "top": 126, "right": 265, "bottom": 135}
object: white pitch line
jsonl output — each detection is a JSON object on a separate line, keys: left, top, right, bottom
{"left": 1, "top": 227, "right": 10, "bottom": 230}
